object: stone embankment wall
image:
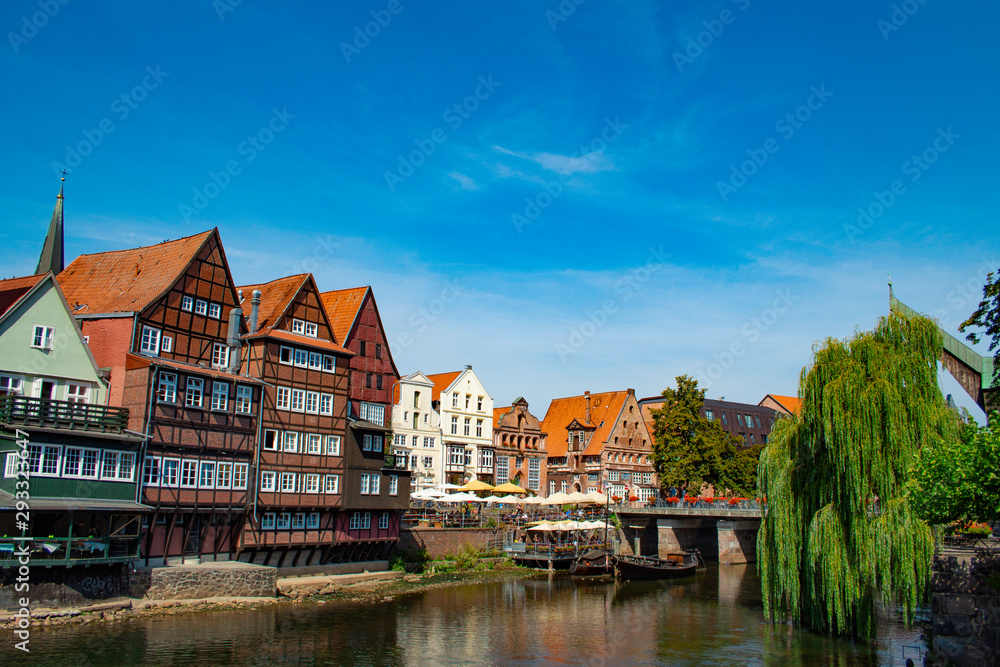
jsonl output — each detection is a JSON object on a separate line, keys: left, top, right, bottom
{"left": 928, "top": 549, "right": 1000, "bottom": 667}
{"left": 397, "top": 526, "right": 498, "bottom": 558}
{"left": 130, "top": 564, "right": 276, "bottom": 600}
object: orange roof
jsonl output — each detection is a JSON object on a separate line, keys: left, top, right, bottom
{"left": 541, "top": 391, "right": 629, "bottom": 458}
{"left": 59, "top": 230, "right": 213, "bottom": 314}
{"left": 0, "top": 274, "right": 46, "bottom": 317}
{"left": 236, "top": 274, "right": 310, "bottom": 334}
{"left": 761, "top": 394, "right": 801, "bottom": 414}
{"left": 245, "top": 328, "right": 351, "bottom": 355}
{"left": 318, "top": 287, "right": 369, "bottom": 344}
{"left": 493, "top": 405, "right": 510, "bottom": 428}
{"left": 426, "top": 371, "right": 462, "bottom": 402}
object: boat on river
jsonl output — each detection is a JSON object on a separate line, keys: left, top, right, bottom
{"left": 569, "top": 549, "right": 613, "bottom": 577}
{"left": 612, "top": 551, "right": 703, "bottom": 581}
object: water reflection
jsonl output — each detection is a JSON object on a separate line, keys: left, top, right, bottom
{"left": 2, "top": 565, "right": 920, "bottom": 666}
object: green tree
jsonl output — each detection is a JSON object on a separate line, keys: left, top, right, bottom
{"left": 959, "top": 267, "right": 1000, "bottom": 387}
{"left": 910, "top": 414, "right": 1000, "bottom": 525}
{"left": 758, "top": 313, "right": 960, "bottom": 639}
{"left": 649, "top": 375, "right": 752, "bottom": 495}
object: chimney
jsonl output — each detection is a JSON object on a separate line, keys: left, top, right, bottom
{"left": 237, "top": 289, "right": 244, "bottom": 303}
{"left": 249, "top": 289, "right": 261, "bottom": 335}
{"left": 627, "top": 388, "right": 635, "bottom": 397}
{"left": 227, "top": 308, "right": 243, "bottom": 373}
{"left": 465, "top": 364, "right": 472, "bottom": 370}
{"left": 584, "top": 390, "right": 591, "bottom": 423}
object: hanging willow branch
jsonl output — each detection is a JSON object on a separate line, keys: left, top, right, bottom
{"left": 758, "top": 313, "right": 957, "bottom": 639}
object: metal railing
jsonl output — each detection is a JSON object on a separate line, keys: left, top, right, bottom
{"left": 0, "top": 536, "right": 139, "bottom": 566}
{"left": 0, "top": 396, "right": 129, "bottom": 432}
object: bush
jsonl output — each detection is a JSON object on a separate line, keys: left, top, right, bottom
{"left": 389, "top": 546, "right": 429, "bottom": 572}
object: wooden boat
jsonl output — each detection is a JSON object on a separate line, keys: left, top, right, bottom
{"left": 570, "top": 549, "right": 613, "bottom": 576}
{"left": 612, "top": 551, "right": 702, "bottom": 581}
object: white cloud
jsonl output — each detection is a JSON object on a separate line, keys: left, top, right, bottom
{"left": 447, "top": 172, "right": 477, "bottom": 190}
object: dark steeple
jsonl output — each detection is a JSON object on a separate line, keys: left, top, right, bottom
{"left": 35, "top": 176, "right": 65, "bottom": 275}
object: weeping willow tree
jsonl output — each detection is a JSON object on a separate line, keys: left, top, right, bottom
{"left": 758, "top": 312, "right": 961, "bottom": 639}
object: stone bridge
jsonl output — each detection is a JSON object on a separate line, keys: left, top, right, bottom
{"left": 616, "top": 506, "right": 762, "bottom": 565}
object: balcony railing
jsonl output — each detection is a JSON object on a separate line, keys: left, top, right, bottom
{"left": 0, "top": 396, "right": 129, "bottom": 433}
{"left": 0, "top": 536, "right": 139, "bottom": 567}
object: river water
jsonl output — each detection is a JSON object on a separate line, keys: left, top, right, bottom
{"left": 4, "top": 565, "right": 924, "bottom": 666}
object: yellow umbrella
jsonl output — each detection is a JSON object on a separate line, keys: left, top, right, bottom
{"left": 458, "top": 479, "right": 495, "bottom": 492}
{"left": 493, "top": 481, "right": 527, "bottom": 494}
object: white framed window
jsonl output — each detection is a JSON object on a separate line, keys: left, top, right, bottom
{"left": 476, "top": 419, "right": 483, "bottom": 437}
{"left": 100, "top": 449, "right": 120, "bottom": 480}
{"left": 350, "top": 512, "right": 361, "bottom": 530}
{"left": 5, "top": 452, "right": 20, "bottom": 478}
{"left": 63, "top": 447, "right": 86, "bottom": 477}
{"left": 276, "top": 512, "right": 291, "bottom": 530}
{"left": 424, "top": 437, "right": 435, "bottom": 448}
{"left": 195, "top": 299, "right": 208, "bottom": 315}
{"left": 180, "top": 460, "right": 198, "bottom": 487}
{"left": 528, "top": 458, "right": 540, "bottom": 491}
{"left": 290, "top": 388, "right": 305, "bottom": 412}
{"left": 305, "top": 474, "right": 320, "bottom": 493}
{"left": 260, "top": 471, "right": 276, "bottom": 492}
{"left": 31, "top": 324, "right": 55, "bottom": 350}
{"left": 308, "top": 352, "right": 322, "bottom": 369}
{"left": 212, "top": 343, "right": 230, "bottom": 369}
{"left": 306, "top": 512, "right": 320, "bottom": 529}
{"left": 323, "top": 356, "right": 335, "bottom": 372}
{"left": 464, "top": 418, "right": 470, "bottom": 436}
{"left": 217, "top": 462, "right": 233, "bottom": 488}
{"left": 379, "top": 512, "right": 389, "bottom": 530}
{"left": 291, "top": 319, "right": 305, "bottom": 334}
{"left": 65, "top": 383, "right": 90, "bottom": 404}
{"left": 181, "top": 295, "right": 194, "bottom": 311}
{"left": 208, "top": 303, "right": 221, "bottom": 319}
{"left": 139, "top": 326, "right": 160, "bottom": 355}
{"left": 293, "top": 349, "right": 308, "bottom": 367}
{"left": 320, "top": 393, "right": 333, "bottom": 415}
{"left": 279, "top": 472, "right": 296, "bottom": 492}
{"left": 371, "top": 436, "right": 383, "bottom": 453}
{"left": 389, "top": 475, "right": 398, "bottom": 496}
{"left": 371, "top": 474, "right": 380, "bottom": 495}
{"left": 496, "top": 456, "right": 509, "bottom": 484}
{"left": 477, "top": 396, "right": 484, "bottom": 411}
{"left": 276, "top": 386, "right": 290, "bottom": 410}
{"left": 363, "top": 434, "right": 372, "bottom": 451}
{"left": 199, "top": 461, "right": 216, "bottom": 488}
{"left": 157, "top": 372, "right": 177, "bottom": 403}
{"left": 211, "top": 382, "right": 229, "bottom": 411}
{"left": 362, "top": 512, "right": 371, "bottom": 529}
{"left": 0, "top": 374, "right": 24, "bottom": 396}
{"left": 325, "top": 474, "right": 340, "bottom": 493}
{"left": 161, "top": 336, "right": 173, "bottom": 353}
{"left": 186, "top": 377, "right": 204, "bottom": 408}
{"left": 411, "top": 435, "right": 418, "bottom": 448}
{"left": 262, "top": 429, "right": 278, "bottom": 450}
{"left": 233, "top": 463, "right": 248, "bottom": 490}
{"left": 360, "top": 473, "right": 370, "bottom": 494}
{"left": 466, "top": 395, "right": 471, "bottom": 409}
{"left": 306, "top": 433, "right": 322, "bottom": 454}
{"left": 279, "top": 346, "right": 293, "bottom": 365}
{"left": 261, "top": 512, "right": 275, "bottom": 530}
{"left": 451, "top": 416, "right": 458, "bottom": 435}
{"left": 236, "top": 385, "right": 253, "bottom": 413}
{"left": 305, "top": 391, "right": 319, "bottom": 414}
{"left": 452, "top": 392, "right": 458, "bottom": 408}
{"left": 291, "top": 513, "right": 305, "bottom": 529}
{"left": 304, "top": 322, "right": 318, "bottom": 337}
{"left": 422, "top": 456, "right": 433, "bottom": 468}
{"left": 325, "top": 435, "right": 341, "bottom": 456}
{"left": 283, "top": 431, "right": 299, "bottom": 453}
{"left": 359, "top": 402, "right": 385, "bottom": 424}
{"left": 118, "top": 452, "right": 135, "bottom": 481}
{"left": 161, "top": 458, "right": 180, "bottom": 487}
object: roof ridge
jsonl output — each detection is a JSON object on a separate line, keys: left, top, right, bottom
{"left": 70, "top": 229, "right": 214, "bottom": 258}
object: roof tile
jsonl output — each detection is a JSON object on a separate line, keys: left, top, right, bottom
{"left": 318, "top": 287, "right": 369, "bottom": 343}
{"left": 236, "top": 274, "right": 310, "bottom": 334}
{"left": 541, "top": 391, "right": 629, "bottom": 458}
{"left": 0, "top": 274, "right": 46, "bottom": 317}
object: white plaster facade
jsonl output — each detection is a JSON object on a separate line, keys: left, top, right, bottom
{"left": 437, "top": 366, "right": 494, "bottom": 485}
{"left": 390, "top": 372, "right": 441, "bottom": 488}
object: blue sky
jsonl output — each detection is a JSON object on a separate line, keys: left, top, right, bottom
{"left": 1, "top": 1, "right": 997, "bottom": 420}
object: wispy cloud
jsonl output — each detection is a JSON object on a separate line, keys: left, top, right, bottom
{"left": 447, "top": 171, "right": 477, "bottom": 190}
{"left": 493, "top": 145, "right": 617, "bottom": 176}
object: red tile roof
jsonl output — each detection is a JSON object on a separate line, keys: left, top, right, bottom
{"left": 541, "top": 391, "right": 629, "bottom": 458}
{"left": 318, "top": 287, "right": 369, "bottom": 344}
{"left": 426, "top": 371, "right": 462, "bottom": 402}
{"left": 760, "top": 394, "right": 802, "bottom": 414}
{"left": 58, "top": 230, "right": 214, "bottom": 314}
{"left": 0, "top": 274, "right": 46, "bottom": 317}
{"left": 244, "top": 329, "right": 351, "bottom": 355}
{"left": 236, "top": 274, "right": 310, "bottom": 334}
{"left": 493, "top": 405, "right": 511, "bottom": 428}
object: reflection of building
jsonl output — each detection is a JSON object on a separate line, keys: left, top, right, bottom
{"left": 428, "top": 366, "right": 494, "bottom": 485}
{"left": 0, "top": 271, "right": 147, "bottom": 571}
{"left": 390, "top": 372, "right": 441, "bottom": 488}
{"left": 758, "top": 394, "right": 800, "bottom": 417}
{"left": 492, "top": 397, "right": 547, "bottom": 493}
{"left": 543, "top": 389, "right": 656, "bottom": 501}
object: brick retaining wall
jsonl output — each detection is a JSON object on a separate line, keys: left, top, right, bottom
{"left": 397, "top": 526, "right": 498, "bottom": 558}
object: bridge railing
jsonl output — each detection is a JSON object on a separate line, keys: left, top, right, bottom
{"left": 640, "top": 497, "right": 763, "bottom": 511}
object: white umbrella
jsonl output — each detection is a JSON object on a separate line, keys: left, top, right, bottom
{"left": 495, "top": 495, "right": 523, "bottom": 504}
{"left": 435, "top": 483, "right": 462, "bottom": 490}
{"left": 546, "top": 492, "right": 573, "bottom": 505}
{"left": 481, "top": 495, "right": 504, "bottom": 503}
{"left": 438, "top": 492, "right": 485, "bottom": 503}
{"left": 520, "top": 495, "right": 547, "bottom": 505}
{"left": 581, "top": 490, "right": 609, "bottom": 505}
{"left": 565, "top": 491, "right": 589, "bottom": 503}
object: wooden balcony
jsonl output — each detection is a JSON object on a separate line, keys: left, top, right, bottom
{"left": 382, "top": 453, "right": 409, "bottom": 470}
{"left": 0, "top": 396, "right": 128, "bottom": 433}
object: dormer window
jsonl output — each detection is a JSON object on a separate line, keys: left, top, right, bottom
{"left": 292, "top": 319, "right": 305, "bottom": 335}
{"left": 567, "top": 432, "right": 574, "bottom": 447}
{"left": 305, "top": 322, "right": 318, "bottom": 338}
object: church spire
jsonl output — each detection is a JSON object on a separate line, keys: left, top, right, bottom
{"left": 35, "top": 175, "right": 65, "bottom": 275}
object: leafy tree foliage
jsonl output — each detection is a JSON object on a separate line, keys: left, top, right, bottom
{"left": 959, "top": 267, "right": 1000, "bottom": 387}
{"left": 649, "top": 375, "right": 757, "bottom": 496}
{"left": 758, "top": 314, "right": 960, "bottom": 639}
{"left": 910, "top": 414, "right": 1000, "bottom": 525}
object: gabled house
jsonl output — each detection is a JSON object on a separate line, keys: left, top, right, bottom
{"left": 758, "top": 394, "right": 801, "bottom": 417}
{"left": 235, "top": 274, "right": 356, "bottom": 566}
{"left": 0, "top": 272, "right": 147, "bottom": 580}
{"left": 58, "top": 230, "right": 262, "bottom": 565}
{"left": 492, "top": 397, "right": 547, "bottom": 494}
{"left": 428, "top": 366, "right": 494, "bottom": 485}
{"left": 542, "top": 389, "right": 657, "bottom": 501}
{"left": 390, "top": 372, "right": 441, "bottom": 489}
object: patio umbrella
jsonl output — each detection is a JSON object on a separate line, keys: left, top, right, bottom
{"left": 481, "top": 495, "right": 504, "bottom": 503}
{"left": 435, "top": 483, "right": 462, "bottom": 490}
{"left": 493, "top": 481, "right": 527, "bottom": 494}
{"left": 439, "top": 492, "right": 486, "bottom": 503}
{"left": 546, "top": 492, "right": 573, "bottom": 505}
{"left": 495, "top": 495, "right": 523, "bottom": 504}
{"left": 565, "top": 491, "right": 589, "bottom": 503}
{"left": 520, "top": 495, "right": 547, "bottom": 504}
{"left": 581, "top": 490, "right": 609, "bottom": 505}
{"left": 458, "top": 479, "right": 495, "bottom": 492}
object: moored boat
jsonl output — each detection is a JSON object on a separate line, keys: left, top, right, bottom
{"left": 570, "top": 549, "right": 613, "bottom": 576}
{"left": 612, "top": 551, "right": 702, "bottom": 581}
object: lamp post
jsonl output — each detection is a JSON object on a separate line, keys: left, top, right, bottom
{"left": 603, "top": 476, "right": 610, "bottom": 549}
